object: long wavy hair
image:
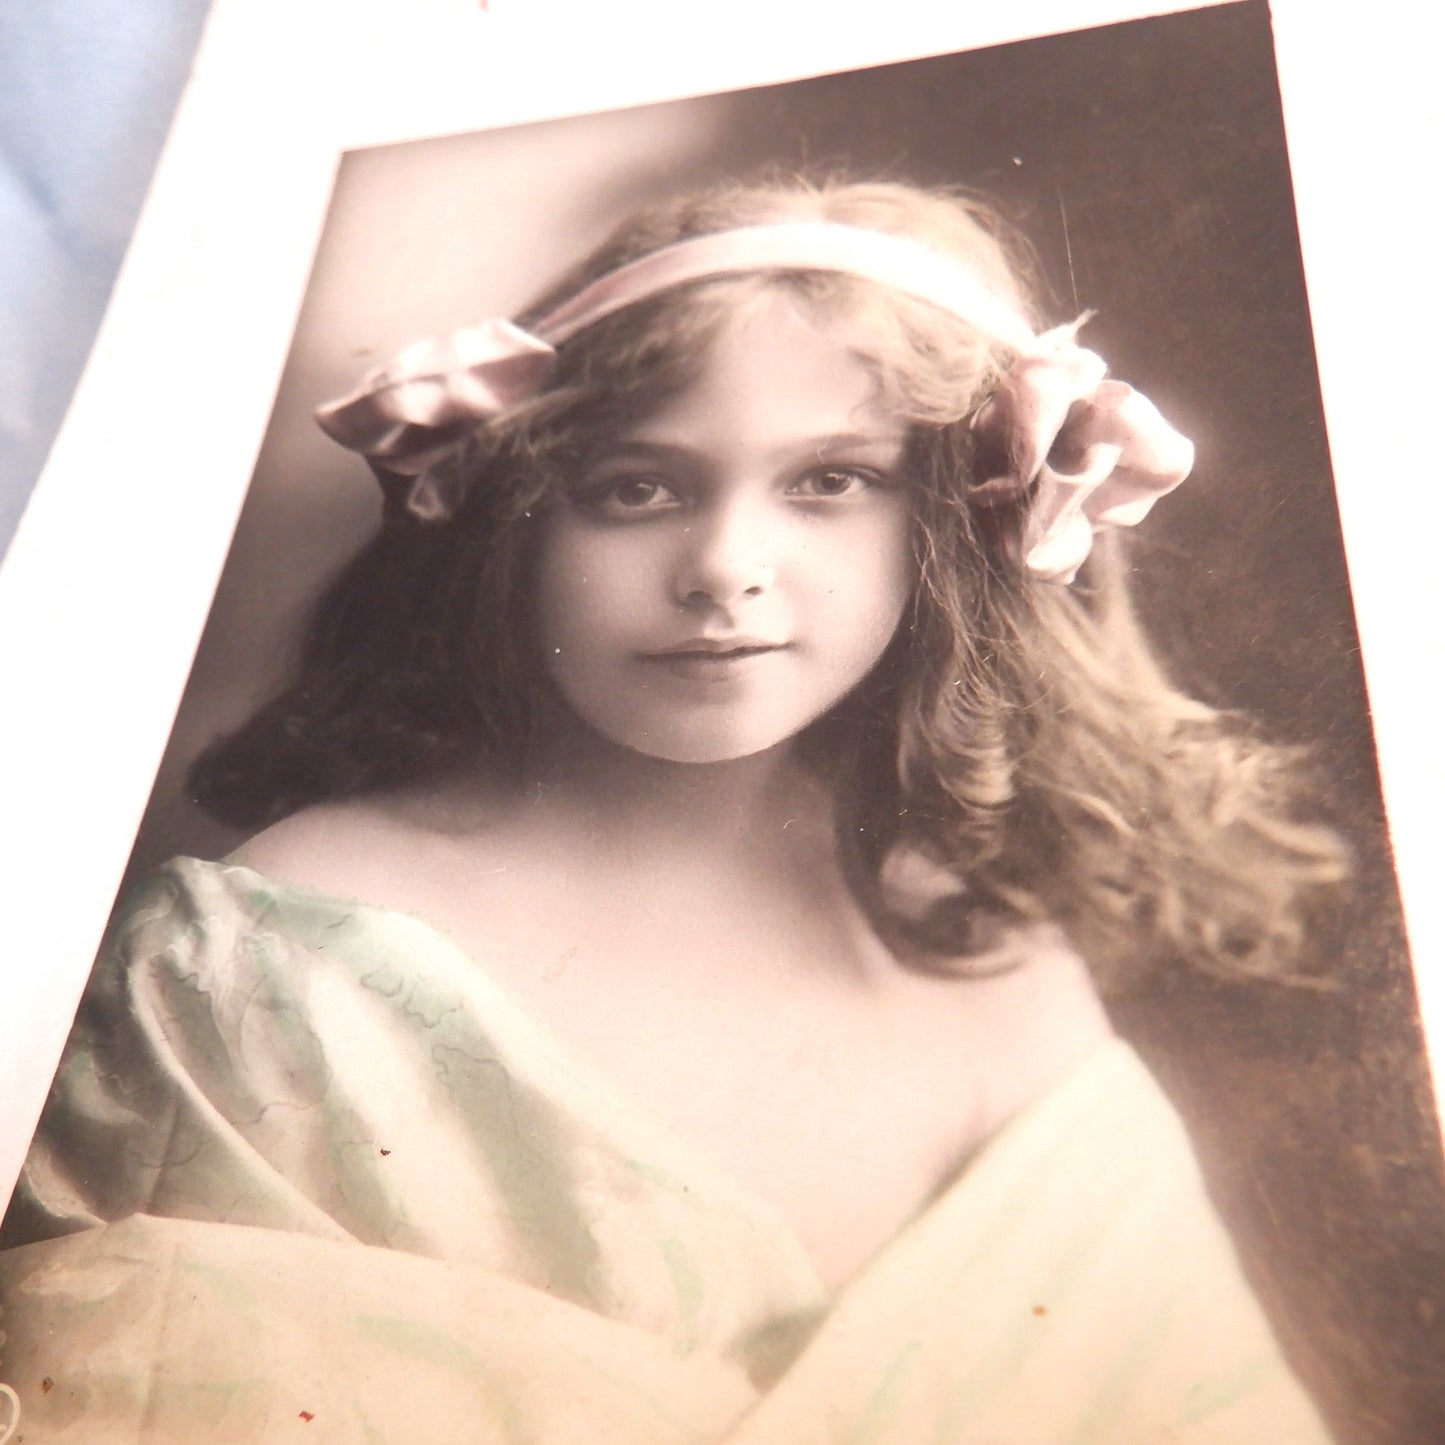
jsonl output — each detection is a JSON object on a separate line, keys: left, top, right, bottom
{"left": 190, "top": 176, "right": 1346, "bottom": 991}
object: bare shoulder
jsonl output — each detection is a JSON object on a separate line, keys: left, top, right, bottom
{"left": 227, "top": 781, "right": 517, "bottom": 914}
{"left": 227, "top": 800, "right": 410, "bottom": 900}
{"left": 947, "top": 922, "right": 1115, "bottom": 1109}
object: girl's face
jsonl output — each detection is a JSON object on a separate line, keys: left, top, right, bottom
{"left": 536, "top": 297, "right": 915, "bottom": 765}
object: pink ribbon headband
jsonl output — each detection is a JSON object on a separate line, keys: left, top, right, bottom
{"left": 315, "top": 222, "right": 1193, "bottom": 582}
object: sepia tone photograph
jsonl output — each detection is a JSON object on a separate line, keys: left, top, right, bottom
{"left": 1, "top": 3, "right": 1441, "bottom": 1441}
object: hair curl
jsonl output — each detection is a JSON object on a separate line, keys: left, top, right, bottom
{"left": 190, "top": 175, "right": 1346, "bottom": 991}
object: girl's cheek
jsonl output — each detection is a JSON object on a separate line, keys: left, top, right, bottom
{"left": 535, "top": 519, "right": 661, "bottom": 650}
{"left": 859, "top": 502, "right": 919, "bottom": 603}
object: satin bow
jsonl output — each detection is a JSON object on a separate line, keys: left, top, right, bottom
{"left": 315, "top": 320, "right": 558, "bottom": 521}
{"left": 969, "top": 323, "right": 1194, "bottom": 583}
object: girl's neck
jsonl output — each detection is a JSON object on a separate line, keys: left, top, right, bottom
{"left": 519, "top": 711, "right": 825, "bottom": 870}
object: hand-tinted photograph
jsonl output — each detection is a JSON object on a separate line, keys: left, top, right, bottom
{"left": 2, "top": 4, "right": 1440, "bottom": 1441}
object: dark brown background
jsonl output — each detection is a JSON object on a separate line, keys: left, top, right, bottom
{"left": 119, "top": 4, "right": 1445, "bottom": 1439}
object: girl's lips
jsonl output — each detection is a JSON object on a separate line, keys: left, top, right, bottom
{"left": 640, "top": 642, "right": 788, "bottom": 681}
{"left": 646, "top": 637, "right": 787, "bottom": 656}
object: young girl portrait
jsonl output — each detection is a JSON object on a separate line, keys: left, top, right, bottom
{"left": 2, "top": 7, "right": 1440, "bottom": 1442}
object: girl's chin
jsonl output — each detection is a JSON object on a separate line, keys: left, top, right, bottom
{"left": 539, "top": 688, "right": 819, "bottom": 770}
{"left": 577, "top": 716, "right": 804, "bottom": 770}
{"left": 613, "top": 729, "right": 795, "bottom": 768}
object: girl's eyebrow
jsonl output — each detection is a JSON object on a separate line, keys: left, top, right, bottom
{"left": 807, "top": 430, "right": 909, "bottom": 459}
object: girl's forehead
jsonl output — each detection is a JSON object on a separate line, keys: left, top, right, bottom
{"left": 621, "top": 297, "right": 909, "bottom": 449}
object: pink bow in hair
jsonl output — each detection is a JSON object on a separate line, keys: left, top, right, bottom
{"left": 315, "top": 321, "right": 557, "bottom": 521}
{"left": 969, "top": 323, "right": 1194, "bottom": 584}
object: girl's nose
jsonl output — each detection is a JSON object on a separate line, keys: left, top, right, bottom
{"left": 672, "top": 500, "right": 778, "bottom": 609}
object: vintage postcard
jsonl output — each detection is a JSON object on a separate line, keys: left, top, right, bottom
{"left": 0, "top": 1, "right": 1440, "bottom": 1441}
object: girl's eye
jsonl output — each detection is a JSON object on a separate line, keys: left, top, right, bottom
{"left": 573, "top": 476, "right": 680, "bottom": 519}
{"left": 792, "top": 467, "right": 882, "bottom": 500}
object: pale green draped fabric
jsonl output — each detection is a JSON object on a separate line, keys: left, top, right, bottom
{"left": 0, "top": 859, "right": 1331, "bottom": 1442}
